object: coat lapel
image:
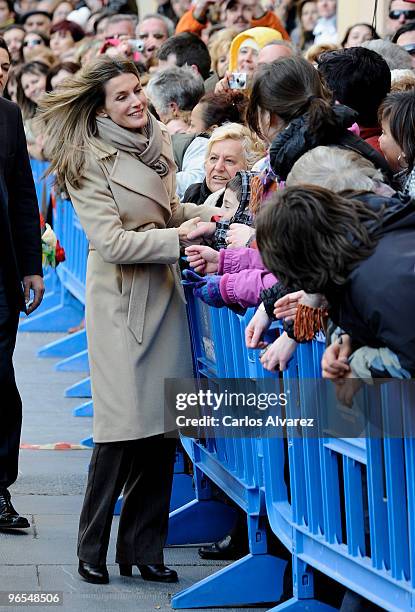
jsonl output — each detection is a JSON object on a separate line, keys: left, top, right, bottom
{"left": 109, "top": 150, "right": 171, "bottom": 215}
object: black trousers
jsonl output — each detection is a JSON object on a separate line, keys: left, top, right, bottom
{"left": 0, "top": 268, "right": 21, "bottom": 492}
{"left": 78, "top": 436, "right": 177, "bottom": 566}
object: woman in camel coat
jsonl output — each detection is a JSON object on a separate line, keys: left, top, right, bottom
{"left": 38, "top": 57, "right": 217, "bottom": 585}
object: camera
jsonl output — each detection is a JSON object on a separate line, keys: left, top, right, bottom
{"left": 228, "top": 72, "right": 247, "bottom": 90}
{"left": 213, "top": 219, "right": 231, "bottom": 250}
{"left": 127, "top": 39, "right": 146, "bottom": 53}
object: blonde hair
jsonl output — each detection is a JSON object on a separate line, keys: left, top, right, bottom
{"left": 391, "top": 69, "right": 415, "bottom": 93}
{"left": 286, "top": 146, "right": 383, "bottom": 192}
{"left": 208, "top": 28, "right": 237, "bottom": 76}
{"left": 207, "top": 123, "right": 266, "bottom": 169}
{"left": 36, "top": 56, "right": 141, "bottom": 191}
{"left": 304, "top": 42, "right": 339, "bottom": 64}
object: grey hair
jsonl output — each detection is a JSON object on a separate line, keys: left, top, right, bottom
{"left": 263, "top": 39, "right": 296, "bottom": 54}
{"left": 206, "top": 123, "right": 267, "bottom": 170}
{"left": 286, "top": 146, "right": 384, "bottom": 192}
{"left": 360, "top": 39, "right": 413, "bottom": 70}
{"left": 106, "top": 14, "right": 138, "bottom": 28}
{"left": 146, "top": 65, "right": 205, "bottom": 114}
{"left": 139, "top": 13, "right": 175, "bottom": 37}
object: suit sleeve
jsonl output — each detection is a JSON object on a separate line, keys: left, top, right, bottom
{"left": 8, "top": 105, "right": 43, "bottom": 278}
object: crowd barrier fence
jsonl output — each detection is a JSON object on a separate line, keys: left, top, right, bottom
{"left": 23, "top": 159, "right": 415, "bottom": 612}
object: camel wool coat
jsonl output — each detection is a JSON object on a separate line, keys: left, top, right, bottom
{"left": 66, "top": 122, "right": 215, "bottom": 443}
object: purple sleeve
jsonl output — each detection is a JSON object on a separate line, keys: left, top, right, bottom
{"left": 220, "top": 269, "right": 278, "bottom": 308}
{"left": 218, "top": 248, "right": 266, "bottom": 274}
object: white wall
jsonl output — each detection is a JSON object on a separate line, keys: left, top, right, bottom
{"left": 136, "top": 0, "right": 156, "bottom": 18}
{"left": 337, "top": 0, "right": 389, "bottom": 39}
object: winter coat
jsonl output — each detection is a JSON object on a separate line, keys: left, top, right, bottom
{"left": 269, "top": 105, "right": 392, "bottom": 181}
{"left": 176, "top": 7, "right": 289, "bottom": 40}
{"left": 183, "top": 179, "right": 213, "bottom": 205}
{"left": 328, "top": 193, "right": 415, "bottom": 375}
{"left": 65, "top": 123, "right": 217, "bottom": 442}
{"left": 218, "top": 247, "right": 277, "bottom": 308}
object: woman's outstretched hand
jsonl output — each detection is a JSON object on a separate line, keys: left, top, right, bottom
{"left": 186, "top": 221, "right": 217, "bottom": 241}
{"left": 178, "top": 217, "right": 202, "bottom": 247}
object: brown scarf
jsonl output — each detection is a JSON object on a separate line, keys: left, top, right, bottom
{"left": 96, "top": 113, "right": 169, "bottom": 177}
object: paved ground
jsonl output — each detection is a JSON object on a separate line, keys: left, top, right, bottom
{"left": 0, "top": 331, "right": 270, "bottom": 612}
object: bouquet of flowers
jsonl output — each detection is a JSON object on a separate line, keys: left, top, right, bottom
{"left": 40, "top": 214, "right": 66, "bottom": 268}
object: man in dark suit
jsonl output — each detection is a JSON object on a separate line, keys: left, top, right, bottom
{"left": 0, "top": 37, "right": 44, "bottom": 529}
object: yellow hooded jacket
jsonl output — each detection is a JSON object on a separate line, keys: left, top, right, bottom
{"left": 228, "top": 27, "right": 283, "bottom": 72}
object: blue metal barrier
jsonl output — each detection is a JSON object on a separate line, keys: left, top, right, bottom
{"left": 20, "top": 194, "right": 85, "bottom": 333}
{"left": 30, "top": 158, "right": 52, "bottom": 212}
{"left": 172, "top": 298, "right": 288, "bottom": 609}
{"left": 26, "top": 160, "right": 415, "bottom": 611}
{"left": 177, "top": 291, "right": 415, "bottom": 612}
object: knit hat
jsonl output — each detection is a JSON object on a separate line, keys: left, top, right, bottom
{"left": 228, "top": 27, "right": 283, "bottom": 72}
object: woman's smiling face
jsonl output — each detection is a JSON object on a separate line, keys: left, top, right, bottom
{"left": 99, "top": 73, "right": 148, "bottom": 131}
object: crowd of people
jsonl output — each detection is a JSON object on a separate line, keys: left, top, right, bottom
{"left": 1, "top": 0, "right": 415, "bottom": 605}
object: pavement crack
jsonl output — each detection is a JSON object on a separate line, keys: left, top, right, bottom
{"left": 35, "top": 565, "right": 40, "bottom": 588}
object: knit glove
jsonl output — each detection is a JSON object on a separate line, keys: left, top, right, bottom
{"left": 182, "top": 269, "right": 225, "bottom": 308}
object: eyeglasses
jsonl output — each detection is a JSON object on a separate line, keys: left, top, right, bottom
{"left": 23, "top": 39, "right": 42, "bottom": 47}
{"left": 389, "top": 9, "right": 415, "bottom": 20}
{"left": 403, "top": 42, "right": 415, "bottom": 55}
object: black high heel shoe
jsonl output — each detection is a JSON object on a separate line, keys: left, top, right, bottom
{"left": 78, "top": 560, "right": 109, "bottom": 584}
{"left": 119, "top": 563, "right": 178, "bottom": 583}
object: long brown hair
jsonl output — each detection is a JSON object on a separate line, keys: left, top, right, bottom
{"left": 256, "top": 185, "right": 381, "bottom": 293}
{"left": 247, "top": 57, "right": 337, "bottom": 142}
{"left": 36, "top": 56, "right": 141, "bottom": 191}
{"left": 16, "top": 61, "right": 49, "bottom": 120}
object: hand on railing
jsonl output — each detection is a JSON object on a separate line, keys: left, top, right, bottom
{"left": 245, "top": 304, "right": 271, "bottom": 349}
{"left": 321, "top": 336, "right": 352, "bottom": 380}
{"left": 259, "top": 332, "right": 297, "bottom": 372}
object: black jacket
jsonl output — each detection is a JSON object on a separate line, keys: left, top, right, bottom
{"left": 269, "top": 105, "right": 392, "bottom": 181}
{"left": 0, "top": 98, "right": 42, "bottom": 311}
{"left": 328, "top": 193, "right": 415, "bottom": 374}
{"left": 183, "top": 179, "right": 213, "bottom": 205}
